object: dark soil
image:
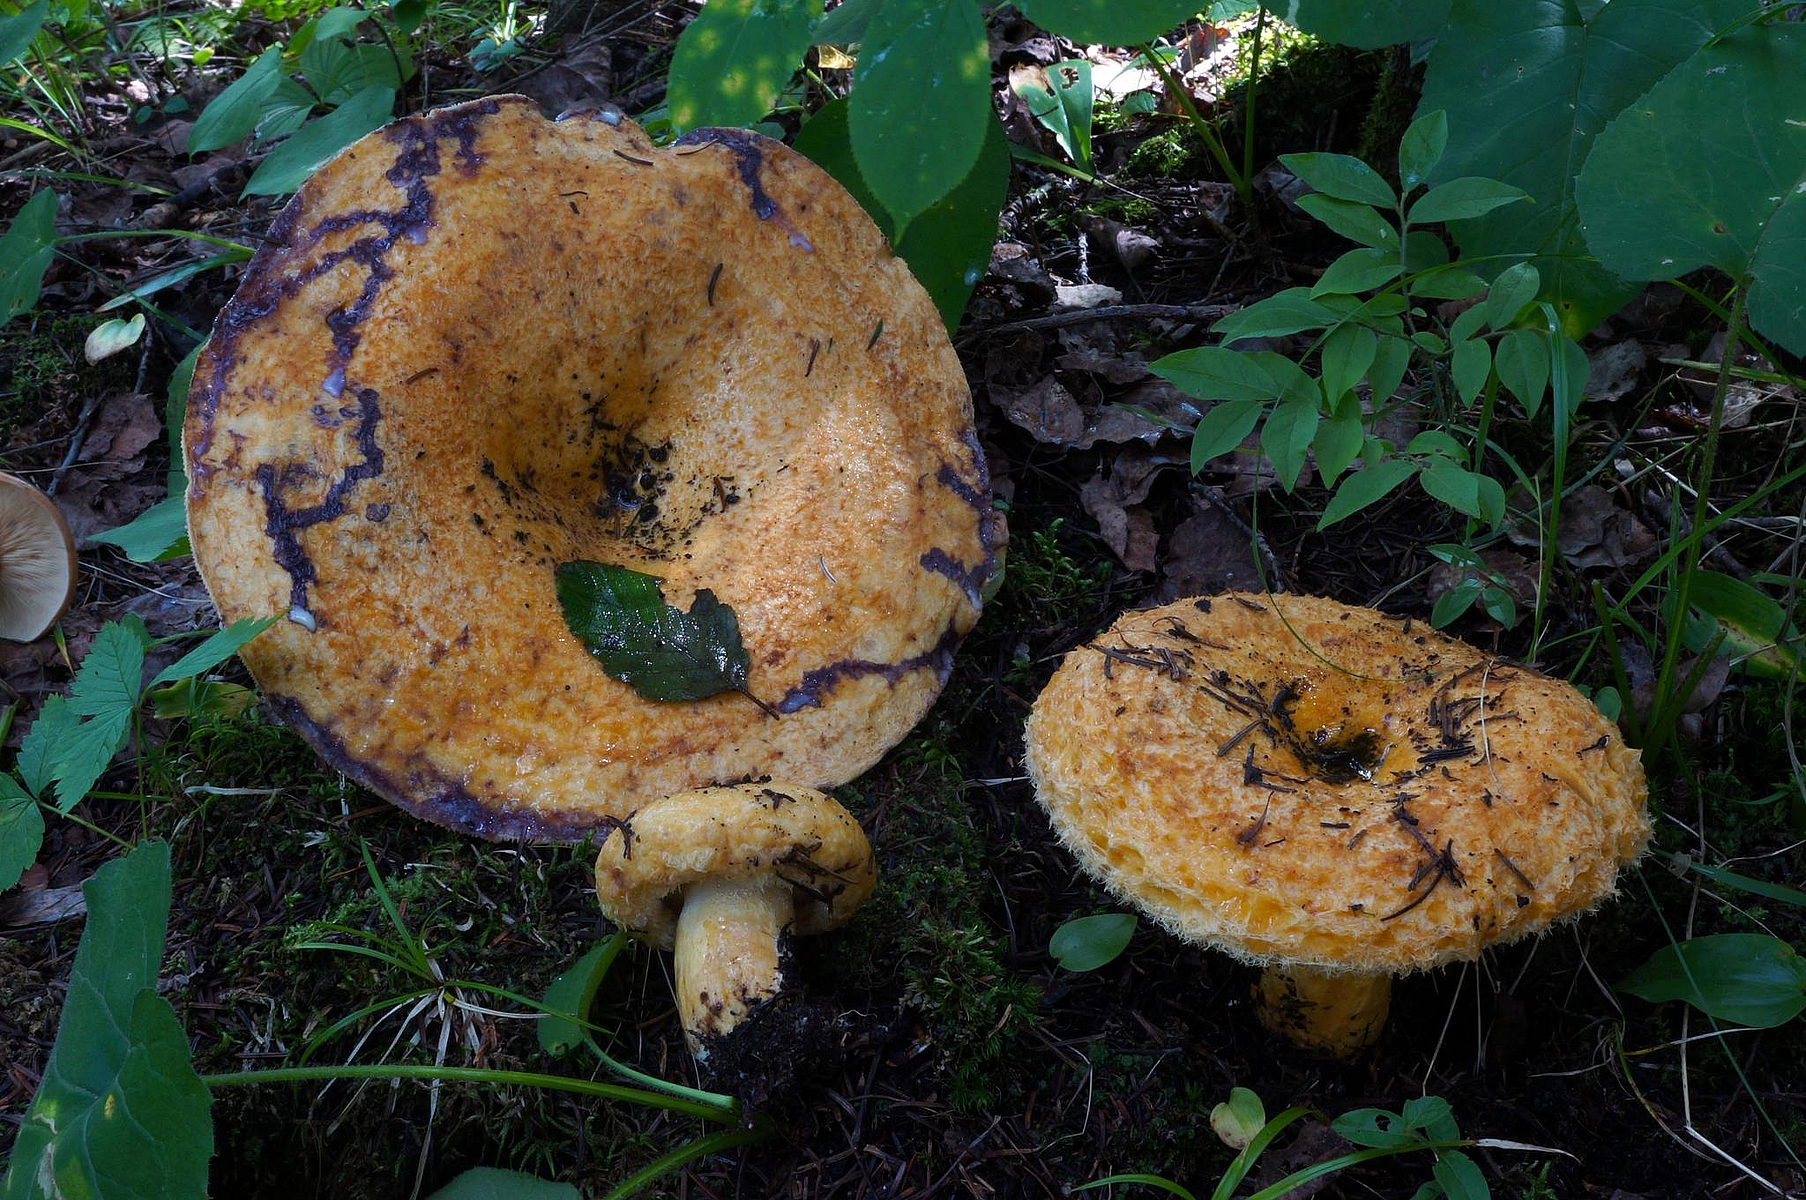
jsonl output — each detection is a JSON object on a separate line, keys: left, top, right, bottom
{"left": 3, "top": 7, "right": 1804, "bottom": 1200}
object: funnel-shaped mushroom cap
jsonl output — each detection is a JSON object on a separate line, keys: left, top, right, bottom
{"left": 1024, "top": 594, "right": 1649, "bottom": 974}
{"left": 186, "top": 97, "right": 997, "bottom": 840}
{"left": 0, "top": 472, "right": 77, "bottom": 643}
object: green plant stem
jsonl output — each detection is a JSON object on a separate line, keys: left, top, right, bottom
{"left": 36, "top": 801, "right": 132, "bottom": 848}
{"left": 1242, "top": 1142, "right": 1473, "bottom": 1200}
{"left": 201, "top": 1063, "right": 740, "bottom": 1123}
{"left": 1240, "top": 7, "right": 1267, "bottom": 192}
{"left": 1138, "top": 43, "right": 1247, "bottom": 204}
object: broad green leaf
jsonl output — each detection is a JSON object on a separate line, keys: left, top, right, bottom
{"left": 0, "top": 776, "right": 43, "bottom": 893}
{"left": 793, "top": 98, "right": 1009, "bottom": 333}
{"left": 1494, "top": 327, "right": 1548, "bottom": 418}
{"left": 82, "top": 313, "right": 145, "bottom": 363}
{"left": 815, "top": 0, "right": 879, "bottom": 44}
{"left": 1419, "top": 0, "right": 1748, "bottom": 336}
{"left": 1621, "top": 933, "right": 1806, "bottom": 1028}
{"left": 1012, "top": 59, "right": 1092, "bottom": 172}
{"left": 1402, "top": 229, "right": 1449, "bottom": 274}
{"left": 1404, "top": 430, "right": 1465, "bottom": 462}
{"left": 165, "top": 344, "right": 200, "bottom": 492}
{"left": 1247, "top": 351, "right": 1318, "bottom": 404}
{"left": 426, "top": 1169, "right": 581, "bottom": 1200}
{"left": 1433, "top": 1150, "right": 1488, "bottom": 1200}
{"left": 538, "top": 938, "right": 626, "bottom": 1057}
{"left": 1151, "top": 347, "right": 1287, "bottom": 402}
{"left": 1209, "top": 1087, "right": 1267, "bottom": 1150}
{"left": 1398, "top": 109, "right": 1447, "bottom": 191}
{"left": 1312, "top": 412, "right": 1364, "bottom": 484}
{"left": 849, "top": 0, "right": 989, "bottom": 228}
{"left": 1331, "top": 1106, "right": 1419, "bottom": 1149}
{"left": 1451, "top": 337, "right": 1490, "bottom": 406}
{"left": 0, "top": 0, "right": 48, "bottom": 67}
{"left": 150, "top": 616, "right": 279, "bottom": 687}
{"left": 1049, "top": 913, "right": 1137, "bottom": 972}
{"left": 301, "top": 35, "right": 407, "bottom": 109}
{"left": 1366, "top": 333, "right": 1412, "bottom": 406}
{"left": 0, "top": 188, "right": 58, "bottom": 324}
{"left": 1411, "top": 330, "right": 1447, "bottom": 356}
{"left": 555, "top": 562, "right": 753, "bottom": 703}
{"left": 1261, "top": 399, "right": 1319, "bottom": 492}
{"left": 1476, "top": 472, "right": 1505, "bottom": 528}
{"left": 1420, "top": 465, "right": 1482, "bottom": 519}
{"left": 188, "top": 44, "right": 283, "bottom": 153}
{"left": 1211, "top": 288, "right": 1338, "bottom": 343}
{"left": 1407, "top": 176, "right": 1528, "bottom": 225}
{"left": 91, "top": 495, "right": 188, "bottom": 563}
{"left": 1686, "top": 571, "right": 1802, "bottom": 680}
{"left": 1412, "top": 267, "right": 1487, "bottom": 301}
{"left": 1483, "top": 261, "right": 1539, "bottom": 331}
{"left": 1432, "top": 581, "right": 1481, "bottom": 628}
{"left": 244, "top": 85, "right": 394, "bottom": 196}
{"left": 1311, "top": 247, "right": 1401, "bottom": 298}
{"left": 1189, "top": 399, "right": 1263, "bottom": 474}
{"left": 1318, "top": 323, "right": 1376, "bottom": 403}
{"left": 1296, "top": 194, "right": 1397, "bottom": 250}
{"left": 1012, "top": 0, "right": 1195, "bottom": 45}
{"left": 1281, "top": 152, "right": 1395, "bottom": 210}
{"left": 1318, "top": 458, "right": 1416, "bottom": 529}
{"left": 254, "top": 77, "right": 315, "bottom": 144}
{"left": 1576, "top": 24, "right": 1806, "bottom": 357}
{"left": 1276, "top": 0, "right": 1453, "bottom": 49}
{"left": 1400, "top": 1095, "right": 1458, "bottom": 1141}
{"left": 668, "top": 0, "right": 821, "bottom": 132}
{"left": 1449, "top": 302, "right": 1489, "bottom": 346}
{"left": 0, "top": 842, "right": 213, "bottom": 1200}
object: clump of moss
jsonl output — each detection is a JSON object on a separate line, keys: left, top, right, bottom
{"left": 0, "top": 313, "right": 137, "bottom": 446}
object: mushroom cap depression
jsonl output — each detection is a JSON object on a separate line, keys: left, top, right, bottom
{"left": 186, "top": 97, "right": 997, "bottom": 840}
{"left": 0, "top": 472, "right": 78, "bottom": 643}
{"left": 1024, "top": 594, "right": 1649, "bottom": 974}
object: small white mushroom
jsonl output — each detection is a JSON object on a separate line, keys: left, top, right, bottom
{"left": 593, "top": 782, "right": 876, "bottom": 1056}
{"left": 0, "top": 472, "right": 77, "bottom": 643}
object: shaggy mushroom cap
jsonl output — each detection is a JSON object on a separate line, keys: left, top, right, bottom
{"left": 0, "top": 472, "right": 78, "bottom": 643}
{"left": 1024, "top": 594, "right": 1650, "bottom": 977}
{"left": 185, "top": 97, "right": 996, "bottom": 840}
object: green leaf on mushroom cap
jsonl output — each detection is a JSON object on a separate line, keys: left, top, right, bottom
{"left": 555, "top": 561, "right": 757, "bottom": 705}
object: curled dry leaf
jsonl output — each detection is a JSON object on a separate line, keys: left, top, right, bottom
{"left": 1159, "top": 488, "right": 1264, "bottom": 600}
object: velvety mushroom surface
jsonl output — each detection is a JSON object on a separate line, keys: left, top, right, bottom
{"left": 1025, "top": 594, "right": 1650, "bottom": 975}
{"left": 186, "top": 97, "right": 995, "bottom": 839}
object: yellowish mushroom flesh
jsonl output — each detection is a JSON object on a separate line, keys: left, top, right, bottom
{"left": 672, "top": 874, "right": 794, "bottom": 1052}
{"left": 1253, "top": 964, "right": 1392, "bottom": 1058}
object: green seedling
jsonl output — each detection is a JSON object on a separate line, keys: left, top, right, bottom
{"left": 1050, "top": 912, "right": 1138, "bottom": 972}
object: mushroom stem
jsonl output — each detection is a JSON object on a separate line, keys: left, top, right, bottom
{"left": 673, "top": 873, "right": 795, "bottom": 1054}
{"left": 1254, "top": 964, "right": 1392, "bottom": 1058}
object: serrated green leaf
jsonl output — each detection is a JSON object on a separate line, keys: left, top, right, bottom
{"left": 1281, "top": 151, "right": 1395, "bottom": 209}
{"left": 1012, "top": 0, "right": 1196, "bottom": 45}
{"left": 1312, "top": 413, "right": 1364, "bottom": 484}
{"left": 1311, "top": 247, "right": 1402, "bottom": 298}
{"left": 91, "top": 495, "right": 189, "bottom": 564}
{"left": 15, "top": 694, "right": 73, "bottom": 799}
{"left": 70, "top": 620, "right": 148, "bottom": 718}
{"left": 1408, "top": 176, "right": 1528, "bottom": 225}
{"left": 0, "top": 188, "right": 58, "bottom": 325}
{"left": 1420, "top": 0, "right": 1748, "bottom": 337}
{"left": 1261, "top": 399, "right": 1319, "bottom": 492}
{"left": 1276, "top": 0, "right": 1453, "bottom": 49}
{"left": 150, "top": 617, "right": 279, "bottom": 688}
{"left": 0, "top": 0, "right": 48, "bottom": 67}
{"left": 1433, "top": 1150, "right": 1488, "bottom": 1200}
{"left": 1483, "top": 261, "right": 1539, "bottom": 331}
{"left": 668, "top": 0, "right": 820, "bottom": 132}
{"left": 555, "top": 562, "right": 753, "bottom": 703}
{"left": 1318, "top": 458, "right": 1416, "bottom": 529}
{"left": 1398, "top": 108, "right": 1447, "bottom": 191}
{"left": 1190, "top": 399, "right": 1264, "bottom": 474}
{"left": 1296, "top": 193, "right": 1397, "bottom": 250}
{"left": 188, "top": 44, "right": 284, "bottom": 153}
{"left": 0, "top": 841, "right": 212, "bottom": 1200}
{"left": 1451, "top": 337, "right": 1490, "bottom": 406}
{"left": 0, "top": 776, "right": 43, "bottom": 893}
{"left": 1212, "top": 288, "right": 1338, "bottom": 343}
{"left": 538, "top": 938, "right": 624, "bottom": 1057}
{"left": 1494, "top": 327, "right": 1548, "bottom": 418}
{"left": 1152, "top": 347, "right": 1287, "bottom": 402}
{"left": 1576, "top": 23, "right": 1806, "bottom": 356}
{"left": 244, "top": 85, "right": 394, "bottom": 196}
{"left": 1366, "top": 333, "right": 1412, "bottom": 406}
{"left": 426, "top": 1168, "right": 581, "bottom": 1200}
{"left": 1049, "top": 912, "right": 1136, "bottom": 972}
{"left": 1319, "top": 323, "right": 1376, "bottom": 403}
{"left": 849, "top": 0, "right": 989, "bottom": 229}
{"left": 1621, "top": 933, "right": 1806, "bottom": 1028}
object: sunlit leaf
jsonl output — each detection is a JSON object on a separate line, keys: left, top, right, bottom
{"left": 668, "top": 0, "right": 821, "bottom": 131}
{"left": 555, "top": 562, "right": 753, "bottom": 703}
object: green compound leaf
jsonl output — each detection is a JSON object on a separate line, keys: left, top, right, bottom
{"left": 1318, "top": 323, "right": 1377, "bottom": 404}
{"left": 1418, "top": 0, "right": 1750, "bottom": 336}
{"left": 0, "top": 776, "right": 44, "bottom": 893}
{"left": 667, "top": 0, "right": 821, "bottom": 132}
{"left": 1397, "top": 108, "right": 1447, "bottom": 192}
{"left": 1311, "top": 410, "right": 1365, "bottom": 485}
{"left": 1151, "top": 347, "right": 1289, "bottom": 402}
{"left": 1483, "top": 261, "right": 1540, "bottom": 331}
{"left": 849, "top": 0, "right": 990, "bottom": 230}
{"left": 0, "top": 841, "right": 213, "bottom": 1200}
{"left": 1494, "top": 327, "right": 1549, "bottom": 419}
{"left": 1275, "top": 0, "right": 1453, "bottom": 49}
{"left": 555, "top": 561, "right": 753, "bottom": 704}
{"left": 1406, "top": 176, "right": 1528, "bottom": 225}
{"left": 1577, "top": 23, "right": 1806, "bottom": 357}
{"left": 1310, "top": 247, "right": 1401, "bottom": 298}
{"left": 244, "top": 84, "right": 394, "bottom": 196}
{"left": 1049, "top": 912, "right": 1137, "bottom": 972}
{"left": 793, "top": 97, "right": 1009, "bottom": 334}
{"left": 1450, "top": 337, "right": 1491, "bottom": 407}
{"left": 426, "top": 1169, "right": 580, "bottom": 1200}
{"left": 1621, "top": 933, "right": 1806, "bottom": 1028}
{"left": 1211, "top": 288, "right": 1339, "bottom": 343}
{"left": 1012, "top": 0, "right": 1196, "bottom": 46}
